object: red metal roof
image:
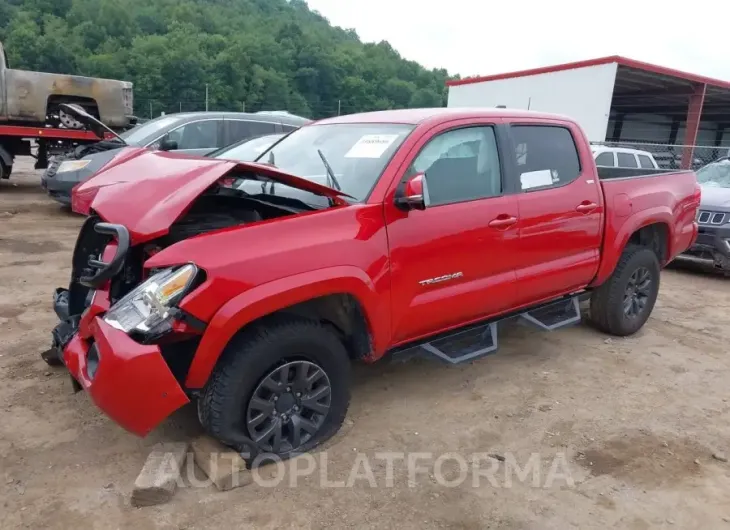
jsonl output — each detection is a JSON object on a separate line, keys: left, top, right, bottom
{"left": 446, "top": 55, "right": 730, "bottom": 90}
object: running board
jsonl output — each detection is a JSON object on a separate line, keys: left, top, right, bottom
{"left": 518, "top": 296, "right": 581, "bottom": 331}
{"left": 392, "top": 295, "right": 581, "bottom": 365}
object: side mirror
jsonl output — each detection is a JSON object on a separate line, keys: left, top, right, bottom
{"left": 395, "top": 173, "right": 428, "bottom": 211}
{"left": 159, "top": 136, "right": 178, "bottom": 151}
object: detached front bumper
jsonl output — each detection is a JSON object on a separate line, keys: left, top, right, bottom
{"left": 51, "top": 287, "right": 190, "bottom": 436}
{"left": 682, "top": 223, "right": 730, "bottom": 270}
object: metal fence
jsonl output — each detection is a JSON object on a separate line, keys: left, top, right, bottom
{"left": 591, "top": 140, "right": 730, "bottom": 170}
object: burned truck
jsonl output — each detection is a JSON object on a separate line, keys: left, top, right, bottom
{"left": 0, "top": 40, "right": 135, "bottom": 177}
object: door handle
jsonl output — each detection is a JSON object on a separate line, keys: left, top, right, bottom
{"left": 488, "top": 215, "right": 518, "bottom": 229}
{"left": 576, "top": 202, "right": 598, "bottom": 213}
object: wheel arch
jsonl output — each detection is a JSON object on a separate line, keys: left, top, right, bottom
{"left": 592, "top": 208, "right": 673, "bottom": 287}
{"left": 185, "top": 266, "right": 390, "bottom": 389}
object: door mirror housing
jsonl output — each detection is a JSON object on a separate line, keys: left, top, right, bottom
{"left": 395, "top": 172, "right": 428, "bottom": 211}
{"left": 159, "top": 136, "right": 179, "bottom": 151}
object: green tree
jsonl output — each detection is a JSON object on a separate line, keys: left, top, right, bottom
{"left": 0, "top": 0, "right": 459, "bottom": 118}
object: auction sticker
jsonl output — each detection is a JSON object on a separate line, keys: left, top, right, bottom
{"left": 345, "top": 134, "right": 400, "bottom": 158}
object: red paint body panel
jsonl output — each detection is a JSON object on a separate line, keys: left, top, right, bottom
{"left": 62, "top": 297, "right": 189, "bottom": 436}
{"left": 71, "top": 149, "right": 352, "bottom": 223}
{"left": 591, "top": 171, "right": 700, "bottom": 286}
{"left": 62, "top": 108, "right": 700, "bottom": 434}
{"left": 0, "top": 124, "right": 117, "bottom": 140}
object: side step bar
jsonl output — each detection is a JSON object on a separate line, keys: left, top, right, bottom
{"left": 392, "top": 295, "right": 582, "bottom": 365}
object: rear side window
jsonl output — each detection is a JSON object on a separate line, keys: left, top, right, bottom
{"left": 227, "top": 120, "right": 278, "bottom": 144}
{"left": 617, "top": 153, "right": 638, "bottom": 168}
{"left": 595, "top": 152, "right": 615, "bottom": 167}
{"left": 638, "top": 154, "right": 655, "bottom": 169}
{"left": 511, "top": 126, "right": 581, "bottom": 191}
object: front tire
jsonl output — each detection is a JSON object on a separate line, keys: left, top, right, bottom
{"left": 589, "top": 246, "right": 660, "bottom": 336}
{"left": 199, "top": 317, "right": 351, "bottom": 463}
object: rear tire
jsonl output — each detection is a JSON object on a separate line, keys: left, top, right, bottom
{"left": 0, "top": 160, "right": 10, "bottom": 180}
{"left": 199, "top": 317, "right": 351, "bottom": 464}
{"left": 589, "top": 245, "right": 660, "bottom": 336}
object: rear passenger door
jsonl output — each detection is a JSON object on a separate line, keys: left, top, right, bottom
{"left": 225, "top": 119, "right": 279, "bottom": 146}
{"left": 507, "top": 123, "right": 603, "bottom": 306}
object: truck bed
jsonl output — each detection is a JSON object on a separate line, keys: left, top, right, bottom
{"left": 592, "top": 168, "right": 699, "bottom": 286}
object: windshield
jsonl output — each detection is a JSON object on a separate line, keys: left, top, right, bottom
{"left": 210, "top": 134, "right": 284, "bottom": 161}
{"left": 119, "top": 116, "right": 182, "bottom": 145}
{"left": 697, "top": 159, "right": 730, "bottom": 188}
{"left": 253, "top": 123, "right": 414, "bottom": 201}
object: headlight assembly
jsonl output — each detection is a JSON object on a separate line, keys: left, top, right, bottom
{"left": 104, "top": 264, "right": 198, "bottom": 335}
{"left": 56, "top": 159, "right": 91, "bottom": 173}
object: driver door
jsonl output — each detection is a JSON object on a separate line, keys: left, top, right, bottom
{"left": 384, "top": 119, "right": 521, "bottom": 345}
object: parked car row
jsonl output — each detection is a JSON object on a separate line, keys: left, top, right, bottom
{"left": 41, "top": 108, "right": 310, "bottom": 205}
{"left": 42, "top": 106, "right": 702, "bottom": 462}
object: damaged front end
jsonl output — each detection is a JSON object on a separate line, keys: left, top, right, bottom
{"left": 46, "top": 216, "right": 194, "bottom": 435}
{"left": 45, "top": 153, "right": 351, "bottom": 436}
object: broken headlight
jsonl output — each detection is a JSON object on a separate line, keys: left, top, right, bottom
{"left": 104, "top": 264, "right": 198, "bottom": 335}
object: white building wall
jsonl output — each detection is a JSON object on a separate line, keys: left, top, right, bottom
{"left": 447, "top": 63, "right": 618, "bottom": 142}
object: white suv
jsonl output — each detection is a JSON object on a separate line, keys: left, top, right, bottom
{"left": 592, "top": 146, "right": 660, "bottom": 170}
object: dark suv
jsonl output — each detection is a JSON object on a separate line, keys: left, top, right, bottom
{"left": 41, "top": 110, "right": 311, "bottom": 205}
{"left": 681, "top": 157, "right": 730, "bottom": 272}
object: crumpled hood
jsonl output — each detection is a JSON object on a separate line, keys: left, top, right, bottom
{"left": 699, "top": 184, "right": 730, "bottom": 210}
{"left": 73, "top": 150, "right": 352, "bottom": 244}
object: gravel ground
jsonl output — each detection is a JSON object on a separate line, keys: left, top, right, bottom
{"left": 1, "top": 159, "right": 729, "bottom": 530}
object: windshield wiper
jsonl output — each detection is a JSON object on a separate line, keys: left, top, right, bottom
{"left": 317, "top": 149, "right": 341, "bottom": 191}
{"left": 267, "top": 150, "right": 276, "bottom": 194}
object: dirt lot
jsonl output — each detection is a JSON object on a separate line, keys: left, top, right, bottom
{"left": 1, "top": 158, "right": 729, "bottom": 529}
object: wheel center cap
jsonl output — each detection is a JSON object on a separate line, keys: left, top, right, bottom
{"left": 276, "top": 393, "right": 296, "bottom": 413}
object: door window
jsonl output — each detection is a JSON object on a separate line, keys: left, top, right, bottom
{"left": 511, "top": 125, "right": 581, "bottom": 191}
{"left": 617, "top": 152, "right": 638, "bottom": 168}
{"left": 227, "top": 120, "right": 278, "bottom": 144}
{"left": 167, "top": 120, "right": 220, "bottom": 149}
{"left": 595, "top": 151, "right": 615, "bottom": 167}
{"left": 408, "top": 126, "right": 502, "bottom": 206}
{"left": 637, "top": 154, "right": 655, "bottom": 169}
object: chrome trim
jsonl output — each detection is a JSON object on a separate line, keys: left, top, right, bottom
{"left": 419, "top": 272, "right": 464, "bottom": 286}
{"left": 697, "top": 210, "right": 726, "bottom": 225}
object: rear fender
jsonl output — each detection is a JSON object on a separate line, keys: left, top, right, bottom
{"left": 184, "top": 266, "right": 389, "bottom": 389}
{"left": 591, "top": 205, "right": 673, "bottom": 287}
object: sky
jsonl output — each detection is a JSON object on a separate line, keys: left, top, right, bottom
{"left": 305, "top": 0, "right": 729, "bottom": 82}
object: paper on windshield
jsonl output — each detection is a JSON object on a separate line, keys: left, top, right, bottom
{"left": 345, "top": 134, "right": 400, "bottom": 159}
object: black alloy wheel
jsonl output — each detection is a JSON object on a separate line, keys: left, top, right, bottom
{"left": 245, "top": 360, "right": 332, "bottom": 454}
{"left": 623, "top": 266, "right": 652, "bottom": 318}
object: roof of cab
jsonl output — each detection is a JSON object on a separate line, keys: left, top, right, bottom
{"left": 314, "top": 107, "right": 573, "bottom": 126}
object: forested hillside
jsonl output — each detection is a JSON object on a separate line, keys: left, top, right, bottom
{"left": 0, "top": 0, "right": 456, "bottom": 118}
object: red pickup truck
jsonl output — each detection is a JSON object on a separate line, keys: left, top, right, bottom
{"left": 44, "top": 108, "right": 700, "bottom": 460}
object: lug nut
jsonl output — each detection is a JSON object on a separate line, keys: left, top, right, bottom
{"left": 286, "top": 386, "right": 291, "bottom": 392}
{"left": 296, "top": 392, "right": 301, "bottom": 397}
